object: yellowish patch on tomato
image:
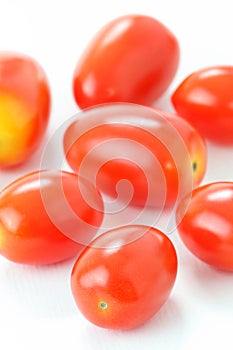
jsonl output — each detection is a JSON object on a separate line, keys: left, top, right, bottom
{"left": 0, "top": 92, "right": 34, "bottom": 165}
{"left": 191, "top": 149, "right": 207, "bottom": 188}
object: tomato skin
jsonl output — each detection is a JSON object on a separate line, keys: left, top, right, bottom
{"left": 176, "top": 182, "right": 233, "bottom": 271}
{"left": 156, "top": 108, "right": 207, "bottom": 188}
{"left": 172, "top": 66, "right": 233, "bottom": 144}
{"left": 64, "top": 103, "right": 206, "bottom": 208}
{"left": 73, "top": 15, "right": 179, "bottom": 109}
{"left": 0, "top": 170, "right": 104, "bottom": 265}
{"left": 71, "top": 225, "right": 177, "bottom": 330}
{"left": 0, "top": 52, "right": 51, "bottom": 167}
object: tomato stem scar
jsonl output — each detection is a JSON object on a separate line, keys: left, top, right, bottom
{"left": 98, "top": 301, "right": 108, "bottom": 310}
{"left": 192, "top": 161, "right": 197, "bottom": 172}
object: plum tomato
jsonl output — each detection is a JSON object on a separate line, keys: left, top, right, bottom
{"left": 0, "top": 52, "right": 51, "bottom": 167}
{"left": 176, "top": 182, "right": 233, "bottom": 271}
{"left": 63, "top": 103, "right": 206, "bottom": 208}
{"left": 159, "top": 109, "right": 207, "bottom": 188}
{"left": 73, "top": 14, "right": 179, "bottom": 109}
{"left": 71, "top": 225, "right": 177, "bottom": 330}
{"left": 172, "top": 66, "right": 233, "bottom": 144}
{"left": 0, "top": 170, "right": 104, "bottom": 265}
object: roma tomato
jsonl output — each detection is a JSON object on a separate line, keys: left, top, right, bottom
{"left": 73, "top": 14, "right": 179, "bottom": 109}
{"left": 0, "top": 170, "right": 103, "bottom": 265}
{"left": 157, "top": 108, "right": 207, "bottom": 188}
{"left": 176, "top": 182, "right": 233, "bottom": 271}
{"left": 172, "top": 66, "right": 233, "bottom": 144}
{"left": 71, "top": 225, "right": 177, "bottom": 330}
{"left": 0, "top": 52, "right": 50, "bottom": 167}
{"left": 64, "top": 103, "right": 206, "bottom": 208}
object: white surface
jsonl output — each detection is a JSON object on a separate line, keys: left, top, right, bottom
{"left": 1, "top": 0, "right": 233, "bottom": 349}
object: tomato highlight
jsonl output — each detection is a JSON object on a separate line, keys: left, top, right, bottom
{"left": 71, "top": 225, "right": 177, "bottom": 329}
{"left": 0, "top": 170, "right": 104, "bottom": 265}
{"left": 172, "top": 66, "right": 233, "bottom": 144}
{"left": 73, "top": 14, "right": 179, "bottom": 109}
{"left": 64, "top": 103, "right": 206, "bottom": 208}
{"left": 176, "top": 182, "right": 233, "bottom": 271}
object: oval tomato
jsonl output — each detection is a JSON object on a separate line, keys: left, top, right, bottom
{"left": 176, "top": 182, "right": 233, "bottom": 271}
{"left": 0, "top": 170, "right": 104, "bottom": 265}
{"left": 64, "top": 103, "right": 206, "bottom": 208}
{"left": 73, "top": 14, "right": 179, "bottom": 109}
{"left": 71, "top": 225, "right": 177, "bottom": 330}
{"left": 172, "top": 66, "right": 233, "bottom": 144}
{"left": 0, "top": 52, "right": 51, "bottom": 167}
{"left": 157, "top": 108, "right": 207, "bottom": 187}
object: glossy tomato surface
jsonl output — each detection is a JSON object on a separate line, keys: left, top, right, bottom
{"left": 172, "top": 66, "right": 233, "bottom": 144}
{"left": 73, "top": 14, "right": 179, "bottom": 109}
{"left": 71, "top": 225, "right": 177, "bottom": 330}
{"left": 0, "top": 52, "right": 50, "bottom": 167}
{"left": 176, "top": 182, "right": 233, "bottom": 271}
{"left": 157, "top": 108, "right": 207, "bottom": 187}
{"left": 64, "top": 103, "right": 206, "bottom": 208}
{"left": 0, "top": 170, "right": 104, "bottom": 265}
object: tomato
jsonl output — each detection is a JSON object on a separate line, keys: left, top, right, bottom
{"left": 0, "top": 170, "right": 104, "bottom": 265}
{"left": 176, "top": 182, "right": 233, "bottom": 271}
{"left": 71, "top": 225, "right": 177, "bottom": 330}
{"left": 172, "top": 66, "right": 233, "bottom": 144}
{"left": 64, "top": 103, "right": 206, "bottom": 208}
{"left": 157, "top": 108, "right": 207, "bottom": 187}
{"left": 0, "top": 52, "right": 51, "bottom": 167}
{"left": 73, "top": 14, "right": 179, "bottom": 109}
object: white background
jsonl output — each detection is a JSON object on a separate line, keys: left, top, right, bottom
{"left": 1, "top": 0, "right": 233, "bottom": 349}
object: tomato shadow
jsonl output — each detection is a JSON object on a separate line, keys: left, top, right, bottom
{"left": 78, "top": 297, "right": 185, "bottom": 349}
{"left": 133, "top": 297, "right": 182, "bottom": 334}
{"left": 0, "top": 256, "right": 78, "bottom": 320}
{"left": 153, "top": 92, "right": 174, "bottom": 113}
{"left": 101, "top": 193, "right": 178, "bottom": 238}
{"left": 180, "top": 251, "right": 233, "bottom": 308}
{"left": 204, "top": 140, "right": 233, "bottom": 182}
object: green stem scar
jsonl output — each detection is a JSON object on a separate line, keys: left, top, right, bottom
{"left": 192, "top": 161, "right": 197, "bottom": 172}
{"left": 98, "top": 301, "right": 108, "bottom": 310}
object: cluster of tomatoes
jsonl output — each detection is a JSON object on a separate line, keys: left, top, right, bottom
{"left": 1, "top": 14, "right": 233, "bottom": 330}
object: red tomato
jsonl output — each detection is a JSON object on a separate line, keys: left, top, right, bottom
{"left": 0, "top": 170, "right": 104, "bottom": 265}
{"left": 157, "top": 108, "right": 207, "bottom": 187}
{"left": 176, "top": 182, "right": 233, "bottom": 271}
{"left": 0, "top": 52, "right": 51, "bottom": 167}
{"left": 71, "top": 225, "right": 177, "bottom": 330}
{"left": 172, "top": 66, "right": 233, "bottom": 144}
{"left": 73, "top": 14, "right": 179, "bottom": 109}
{"left": 64, "top": 103, "right": 206, "bottom": 208}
